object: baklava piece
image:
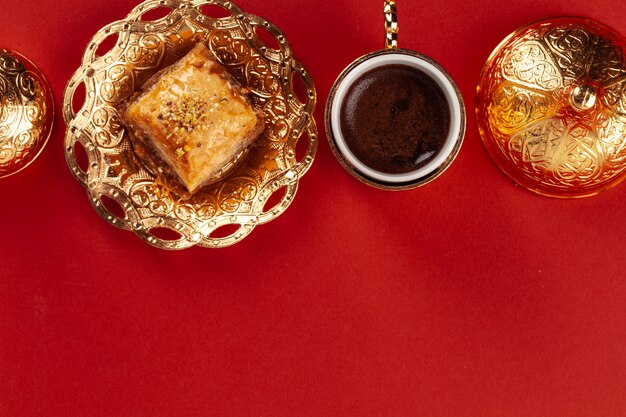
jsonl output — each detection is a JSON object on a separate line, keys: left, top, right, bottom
{"left": 122, "top": 43, "right": 265, "bottom": 194}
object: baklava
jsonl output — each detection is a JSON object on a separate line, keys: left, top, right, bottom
{"left": 122, "top": 43, "right": 265, "bottom": 194}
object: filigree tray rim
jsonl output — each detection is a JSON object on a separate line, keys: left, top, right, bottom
{"left": 62, "top": 0, "right": 318, "bottom": 249}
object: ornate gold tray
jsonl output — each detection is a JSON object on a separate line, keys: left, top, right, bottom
{"left": 63, "top": 0, "right": 317, "bottom": 249}
{"left": 477, "top": 17, "right": 626, "bottom": 198}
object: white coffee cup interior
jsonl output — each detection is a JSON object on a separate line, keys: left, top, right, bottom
{"left": 331, "top": 53, "right": 463, "bottom": 184}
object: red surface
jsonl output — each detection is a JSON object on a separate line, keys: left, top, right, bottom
{"left": 2, "top": 1, "right": 626, "bottom": 416}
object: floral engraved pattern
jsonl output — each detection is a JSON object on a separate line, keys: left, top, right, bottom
{"left": 543, "top": 26, "right": 594, "bottom": 80}
{"left": 246, "top": 56, "right": 281, "bottom": 97}
{"left": 0, "top": 50, "right": 53, "bottom": 178}
{"left": 509, "top": 118, "right": 603, "bottom": 186}
{"left": 488, "top": 83, "right": 555, "bottom": 134}
{"left": 502, "top": 41, "right": 562, "bottom": 91}
{"left": 589, "top": 37, "right": 626, "bottom": 85}
{"left": 601, "top": 79, "right": 626, "bottom": 118}
{"left": 63, "top": 0, "right": 316, "bottom": 249}
{"left": 100, "top": 65, "right": 134, "bottom": 104}
{"left": 596, "top": 112, "right": 626, "bottom": 167}
{"left": 92, "top": 107, "right": 125, "bottom": 148}
{"left": 209, "top": 31, "right": 251, "bottom": 65}
{"left": 477, "top": 18, "right": 626, "bottom": 197}
{"left": 126, "top": 34, "right": 165, "bottom": 69}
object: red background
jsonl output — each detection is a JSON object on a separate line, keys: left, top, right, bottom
{"left": 2, "top": 0, "right": 626, "bottom": 416}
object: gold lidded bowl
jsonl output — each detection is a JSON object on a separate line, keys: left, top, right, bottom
{"left": 0, "top": 49, "right": 54, "bottom": 178}
{"left": 477, "top": 17, "right": 626, "bottom": 198}
{"left": 63, "top": 0, "right": 317, "bottom": 249}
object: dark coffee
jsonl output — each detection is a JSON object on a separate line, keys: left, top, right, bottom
{"left": 340, "top": 64, "right": 450, "bottom": 174}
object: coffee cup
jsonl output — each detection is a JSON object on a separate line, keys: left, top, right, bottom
{"left": 325, "top": 1, "right": 466, "bottom": 190}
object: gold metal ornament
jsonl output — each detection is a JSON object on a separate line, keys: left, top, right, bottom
{"left": 384, "top": 0, "right": 398, "bottom": 49}
{"left": 0, "top": 49, "right": 54, "bottom": 178}
{"left": 63, "top": 0, "right": 317, "bottom": 249}
{"left": 477, "top": 17, "right": 626, "bottom": 198}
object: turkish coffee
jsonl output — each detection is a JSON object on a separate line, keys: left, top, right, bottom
{"left": 339, "top": 64, "right": 450, "bottom": 174}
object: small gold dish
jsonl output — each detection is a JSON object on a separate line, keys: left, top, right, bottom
{"left": 0, "top": 49, "right": 54, "bottom": 178}
{"left": 63, "top": 0, "right": 317, "bottom": 249}
{"left": 477, "top": 17, "right": 626, "bottom": 198}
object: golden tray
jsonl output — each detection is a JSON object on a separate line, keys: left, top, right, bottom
{"left": 63, "top": 0, "right": 317, "bottom": 249}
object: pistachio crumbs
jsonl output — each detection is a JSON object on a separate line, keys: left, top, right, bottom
{"left": 159, "top": 94, "right": 231, "bottom": 157}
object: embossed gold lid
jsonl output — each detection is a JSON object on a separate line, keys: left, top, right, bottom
{"left": 0, "top": 49, "right": 54, "bottom": 178}
{"left": 476, "top": 17, "right": 626, "bottom": 198}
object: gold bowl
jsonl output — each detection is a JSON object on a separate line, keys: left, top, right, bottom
{"left": 63, "top": 0, "right": 317, "bottom": 249}
{"left": 0, "top": 49, "right": 54, "bottom": 178}
{"left": 476, "top": 17, "right": 626, "bottom": 198}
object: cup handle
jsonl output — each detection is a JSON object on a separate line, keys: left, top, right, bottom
{"left": 384, "top": 0, "right": 398, "bottom": 49}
